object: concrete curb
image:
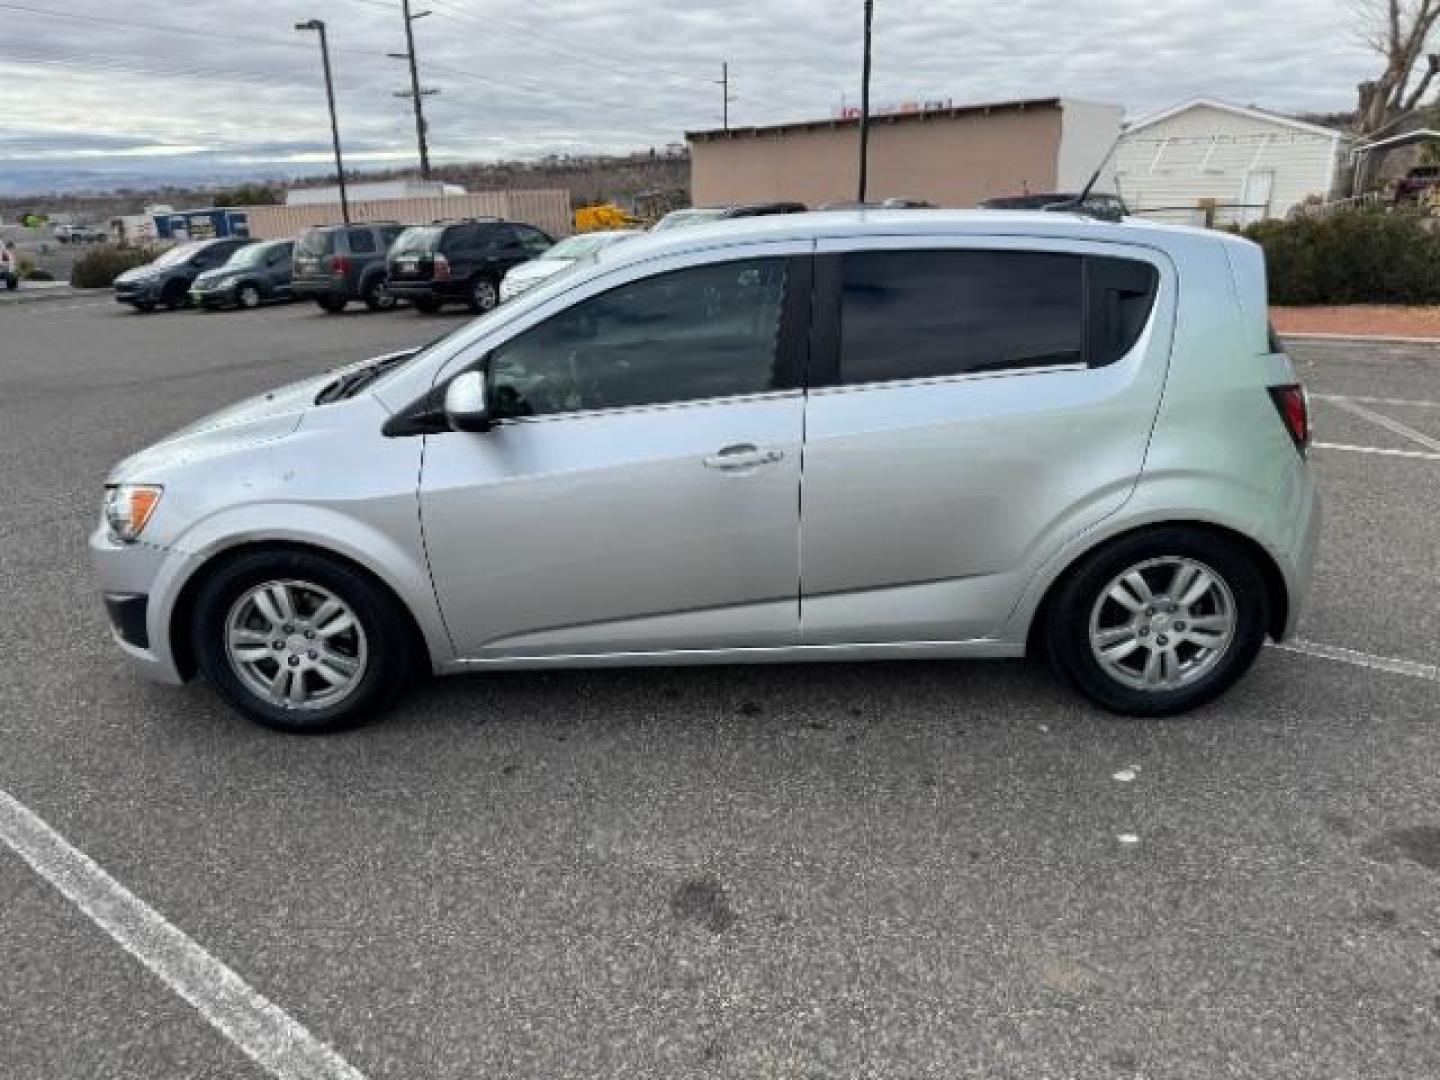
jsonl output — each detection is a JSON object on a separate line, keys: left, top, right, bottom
{"left": 0, "top": 287, "right": 108, "bottom": 307}
{"left": 1281, "top": 331, "right": 1440, "bottom": 345}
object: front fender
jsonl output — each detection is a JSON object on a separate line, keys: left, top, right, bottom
{"left": 150, "top": 504, "right": 454, "bottom": 676}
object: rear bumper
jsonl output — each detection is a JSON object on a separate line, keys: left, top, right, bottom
{"left": 1275, "top": 475, "right": 1322, "bottom": 640}
{"left": 386, "top": 279, "right": 464, "bottom": 302}
{"left": 292, "top": 277, "right": 349, "bottom": 301}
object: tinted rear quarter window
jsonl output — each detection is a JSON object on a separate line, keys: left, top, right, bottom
{"left": 838, "top": 250, "right": 1085, "bottom": 384}
{"left": 348, "top": 229, "right": 377, "bottom": 254}
{"left": 297, "top": 230, "right": 336, "bottom": 257}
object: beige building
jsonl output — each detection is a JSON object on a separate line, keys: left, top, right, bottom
{"left": 687, "top": 97, "right": 1122, "bottom": 209}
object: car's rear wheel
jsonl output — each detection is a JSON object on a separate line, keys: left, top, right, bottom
{"left": 190, "top": 550, "right": 418, "bottom": 733}
{"left": 1044, "top": 527, "right": 1267, "bottom": 717}
{"left": 467, "top": 276, "right": 499, "bottom": 314}
{"left": 362, "top": 276, "right": 396, "bottom": 311}
{"left": 315, "top": 295, "right": 348, "bottom": 314}
{"left": 237, "top": 283, "right": 262, "bottom": 309}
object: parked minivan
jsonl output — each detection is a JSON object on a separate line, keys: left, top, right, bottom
{"left": 91, "top": 211, "right": 1319, "bottom": 733}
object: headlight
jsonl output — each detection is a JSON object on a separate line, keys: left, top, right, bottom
{"left": 104, "top": 484, "right": 163, "bottom": 543}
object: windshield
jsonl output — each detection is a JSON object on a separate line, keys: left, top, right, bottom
{"left": 391, "top": 226, "right": 443, "bottom": 255}
{"left": 227, "top": 242, "right": 282, "bottom": 268}
{"left": 544, "top": 232, "right": 633, "bottom": 259}
{"left": 296, "top": 229, "right": 336, "bottom": 257}
{"left": 651, "top": 208, "right": 728, "bottom": 232}
{"left": 154, "top": 242, "right": 205, "bottom": 267}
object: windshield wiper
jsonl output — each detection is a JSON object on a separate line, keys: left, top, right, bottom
{"left": 315, "top": 351, "right": 414, "bottom": 404}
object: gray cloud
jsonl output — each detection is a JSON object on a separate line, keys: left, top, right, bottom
{"left": 0, "top": 0, "right": 1375, "bottom": 190}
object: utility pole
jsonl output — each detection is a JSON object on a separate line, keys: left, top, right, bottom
{"left": 295, "top": 19, "right": 349, "bottom": 223}
{"left": 389, "top": 0, "right": 437, "bottom": 181}
{"left": 715, "top": 62, "right": 736, "bottom": 131}
{"left": 857, "top": 0, "right": 874, "bottom": 202}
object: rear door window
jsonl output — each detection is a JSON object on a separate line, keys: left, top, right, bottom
{"left": 837, "top": 250, "right": 1085, "bottom": 385}
{"left": 348, "top": 229, "right": 377, "bottom": 254}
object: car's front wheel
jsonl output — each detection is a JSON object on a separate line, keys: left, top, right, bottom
{"left": 190, "top": 550, "right": 418, "bottom": 733}
{"left": 1045, "top": 527, "right": 1268, "bottom": 717}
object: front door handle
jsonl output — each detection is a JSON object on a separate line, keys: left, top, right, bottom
{"left": 703, "top": 443, "right": 784, "bottom": 470}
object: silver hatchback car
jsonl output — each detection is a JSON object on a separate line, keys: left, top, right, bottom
{"left": 91, "top": 211, "right": 1319, "bottom": 733}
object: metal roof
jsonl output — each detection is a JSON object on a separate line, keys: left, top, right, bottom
{"left": 687, "top": 97, "right": 1063, "bottom": 142}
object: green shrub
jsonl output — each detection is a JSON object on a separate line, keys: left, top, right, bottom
{"left": 23, "top": 267, "right": 54, "bottom": 281}
{"left": 70, "top": 245, "right": 158, "bottom": 289}
{"left": 1243, "top": 209, "right": 1440, "bottom": 305}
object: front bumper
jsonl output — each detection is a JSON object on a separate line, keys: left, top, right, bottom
{"left": 89, "top": 526, "right": 194, "bottom": 685}
{"left": 190, "top": 282, "right": 238, "bottom": 307}
{"left": 115, "top": 280, "right": 159, "bottom": 304}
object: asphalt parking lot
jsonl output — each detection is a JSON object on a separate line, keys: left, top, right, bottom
{"left": 2, "top": 297, "right": 1438, "bottom": 1079}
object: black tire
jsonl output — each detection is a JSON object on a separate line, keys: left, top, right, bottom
{"left": 4, "top": 276, "right": 16, "bottom": 291}
{"left": 315, "top": 295, "right": 348, "bottom": 314}
{"left": 362, "top": 275, "right": 396, "bottom": 311}
{"left": 413, "top": 295, "right": 442, "bottom": 314}
{"left": 466, "top": 275, "right": 499, "bottom": 314}
{"left": 130, "top": 301, "right": 156, "bottom": 313}
{"left": 190, "top": 549, "right": 419, "bottom": 734}
{"left": 161, "top": 281, "right": 190, "bottom": 310}
{"left": 1044, "top": 526, "right": 1268, "bottom": 717}
{"left": 236, "top": 283, "right": 262, "bottom": 309}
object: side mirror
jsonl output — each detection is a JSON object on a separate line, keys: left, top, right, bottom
{"left": 444, "top": 370, "right": 491, "bottom": 432}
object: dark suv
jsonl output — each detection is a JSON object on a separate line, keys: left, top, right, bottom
{"left": 292, "top": 222, "right": 405, "bottom": 313}
{"left": 386, "top": 219, "right": 553, "bottom": 314}
{"left": 113, "top": 237, "right": 254, "bottom": 312}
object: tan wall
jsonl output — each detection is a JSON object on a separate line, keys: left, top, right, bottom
{"left": 245, "top": 189, "right": 572, "bottom": 240}
{"left": 690, "top": 108, "right": 1062, "bottom": 208}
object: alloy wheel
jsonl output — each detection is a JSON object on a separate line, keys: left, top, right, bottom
{"left": 1087, "top": 556, "right": 1236, "bottom": 692}
{"left": 224, "top": 579, "right": 368, "bottom": 710}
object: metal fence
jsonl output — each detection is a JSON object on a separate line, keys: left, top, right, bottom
{"left": 244, "top": 189, "right": 573, "bottom": 240}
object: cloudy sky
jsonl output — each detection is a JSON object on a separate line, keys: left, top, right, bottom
{"left": 0, "top": 0, "right": 1376, "bottom": 191}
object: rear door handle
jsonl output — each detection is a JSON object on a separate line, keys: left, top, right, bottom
{"left": 703, "top": 443, "right": 784, "bottom": 470}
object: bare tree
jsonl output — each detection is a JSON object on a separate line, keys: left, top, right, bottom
{"left": 1355, "top": 0, "right": 1440, "bottom": 137}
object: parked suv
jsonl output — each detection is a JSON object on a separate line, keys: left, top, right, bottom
{"left": 386, "top": 219, "right": 553, "bottom": 314}
{"left": 91, "top": 211, "right": 1319, "bottom": 733}
{"left": 112, "top": 237, "right": 254, "bottom": 312}
{"left": 292, "top": 222, "right": 404, "bottom": 313}
{"left": 190, "top": 239, "right": 295, "bottom": 310}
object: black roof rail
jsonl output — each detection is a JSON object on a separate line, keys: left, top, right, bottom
{"left": 429, "top": 215, "right": 506, "bottom": 225}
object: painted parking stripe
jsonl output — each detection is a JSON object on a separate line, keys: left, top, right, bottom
{"left": 1271, "top": 639, "right": 1439, "bottom": 683}
{"left": 1313, "top": 441, "right": 1440, "bottom": 461}
{"left": 1326, "top": 397, "right": 1440, "bottom": 453}
{"left": 1312, "top": 393, "right": 1440, "bottom": 411}
{"left": 0, "top": 788, "right": 367, "bottom": 1080}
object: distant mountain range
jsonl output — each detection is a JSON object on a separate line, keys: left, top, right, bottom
{"left": 0, "top": 162, "right": 334, "bottom": 197}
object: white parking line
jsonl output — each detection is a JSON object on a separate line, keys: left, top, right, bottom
{"left": 1326, "top": 396, "right": 1440, "bottom": 453}
{"left": 0, "top": 788, "right": 367, "bottom": 1080}
{"left": 1271, "top": 639, "right": 1439, "bottom": 683}
{"left": 1313, "top": 441, "right": 1440, "bottom": 461}
{"left": 1312, "top": 393, "right": 1440, "bottom": 410}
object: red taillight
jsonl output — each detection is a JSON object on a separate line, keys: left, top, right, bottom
{"left": 329, "top": 255, "right": 351, "bottom": 275}
{"left": 433, "top": 253, "right": 451, "bottom": 281}
{"left": 1268, "top": 384, "right": 1310, "bottom": 455}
